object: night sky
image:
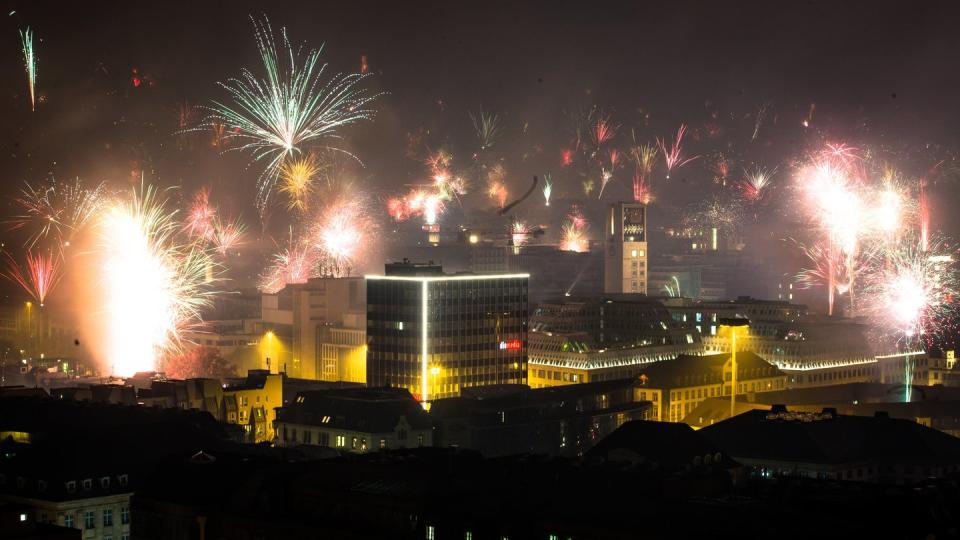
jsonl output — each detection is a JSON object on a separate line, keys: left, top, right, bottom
{"left": 1, "top": 0, "right": 960, "bottom": 303}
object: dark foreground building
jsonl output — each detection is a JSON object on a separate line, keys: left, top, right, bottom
{"left": 700, "top": 405, "right": 960, "bottom": 484}
{"left": 431, "top": 378, "right": 651, "bottom": 457}
{"left": 0, "top": 395, "right": 234, "bottom": 540}
{"left": 131, "top": 444, "right": 960, "bottom": 540}
{"left": 366, "top": 261, "right": 529, "bottom": 402}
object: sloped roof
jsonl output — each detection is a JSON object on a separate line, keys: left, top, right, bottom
{"left": 700, "top": 408, "right": 960, "bottom": 465}
{"left": 586, "top": 420, "right": 737, "bottom": 469}
{"left": 276, "top": 387, "right": 431, "bottom": 433}
{"left": 637, "top": 352, "right": 783, "bottom": 389}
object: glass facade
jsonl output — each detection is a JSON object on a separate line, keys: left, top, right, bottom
{"left": 367, "top": 273, "right": 528, "bottom": 401}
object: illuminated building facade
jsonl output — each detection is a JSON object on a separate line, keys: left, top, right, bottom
{"left": 275, "top": 387, "right": 432, "bottom": 452}
{"left": 260, "top": 277, "right": 366, "bottom": 380}
{"left": 634, "top": 352, "right": 787, "bottom": 422}
{"left": 604, "top": 202, "right": 648, "bottom": 294}
{"left": 136, "top": 370, "right": 282, "bottom": 444}
{"left": 527, "top": 296, "right": 700, "bottom": 388}
{"left": 366, "top": 261, "right": 528, "bottom": 402}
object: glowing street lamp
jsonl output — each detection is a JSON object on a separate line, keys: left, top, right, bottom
{"left": 718, "top": 318, "right": 750, "bottom": 419}
{"left": 264, "top": 330, "right": 275, "bottom": 373}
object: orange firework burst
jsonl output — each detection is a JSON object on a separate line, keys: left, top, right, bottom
{"left": 279, "top": 154, "right": 321, "bottom": 212}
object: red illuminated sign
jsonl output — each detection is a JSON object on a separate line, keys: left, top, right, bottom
{"left": 499, "top": 340, "right": 523, "bottom": 351}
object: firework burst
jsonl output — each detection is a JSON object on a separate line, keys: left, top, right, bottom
{"left": 203, "top": 15, "right": 380, "bottom": 213}
{"left": 862, "top": 236, "right": 958, "bottom": 343}
{"left": 598, "top": 148, "right": 622, "bottom": 199}
{"left": 591, "top": 113, "right": 618, "bottom": 151}
{"left": 631, "top": 141, "right": 658, "bottom": 203}
{"left": 3, "top": 249, "right": 62, "bottom": 306}
{"left": 657, "top": 123, "right": 697, "bottom": 179}
{"left": 311, "top": 193, "right": 373, "bottom": 277}
{"left": 542, "top": 173, "right": 553, "bottom": 206}
{"left": 98, "top": 184, "right": 218, "bottom": 376}
{"left": 8, "top": 178, "right": 105, "bottom": 250}
{"left": 184, "top": 188, "right": 217, "bottom": 240}
{"left": 560, "top": 206, "right": 590, "bottom": 252}
{"left": 279, "top": 154, "right": 321, "bottom": 212}
{"left": 259, "top": 239, "right": 315, "bottom": 294}
{"left": 470, "top": 108, "right": 503, "bottom": 151}
{"left": 20, "top": 27, "right": 36, "bottom": 111}
{"left": 211, "top": 216, "right": 247, "bottom": 255}
{"left": 741, "top": 166, "right": 776, "bottom": 201}
{"left": 511, "top": 220, "right": 531, "bottom": 248}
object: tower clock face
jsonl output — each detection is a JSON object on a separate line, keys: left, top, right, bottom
{"left": 623, "top": 206, "right": 646, "bottom": 241}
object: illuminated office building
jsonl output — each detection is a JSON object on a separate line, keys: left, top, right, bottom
{"left": 366, "top": 261, "right": 528, "bottom": 403}
{"left": 604, "top": 202, "right": 648, "bottom": 294}
{"left": 527, "top": 296, "right": 700, "bottom": 388}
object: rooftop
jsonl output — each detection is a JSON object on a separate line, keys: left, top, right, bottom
{"left": 276, "top": 387, "right": 431, "bottom": 432}
{"left": 637, "top": 352, "right": 784, "bottom": 389}
{"left": 700, "top": 407, "right": 960, "bottom": 465}
{"left": 587, "top": 420, "right": 738, "bottom": 470}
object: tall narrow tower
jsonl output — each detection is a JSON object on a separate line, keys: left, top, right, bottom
{"left": 604, "top": 202, "right": 648, "bottom": 294}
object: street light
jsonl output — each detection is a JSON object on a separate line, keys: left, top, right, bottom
{"left": 264, "top": 330, "right": 275, "bottom": 373}
{"left": 718, "top": 318, "right": 750, "bottom": 419}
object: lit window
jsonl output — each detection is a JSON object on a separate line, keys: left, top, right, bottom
{"left": 19, "top": 513, "right": 26, "bottom": 522}
{"left": 426, "top": 525, "right": 435, "bottom": 540}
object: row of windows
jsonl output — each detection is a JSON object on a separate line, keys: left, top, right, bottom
{"left": 281, "top": 425, "right": 424, "bottom": 451}
{"left": 58, "top": 474, "right": 128, "bottom": 494}
{"left": 67, "top": 506, "right": 130, "bottom": 529}
{"left": 533, "top": 369, "right": 582, "bottom": 383}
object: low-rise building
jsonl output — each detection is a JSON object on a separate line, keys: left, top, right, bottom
{"left": 700, "top": 406, "right": 960, "bottom": 484}
{"left": 684, "top": 382, "right": 960, "bottom": 438}
{"left": 136, "top": 370, "right": 281, "bottom": 443}
{"left": 635, "top": 352, "right": 787, "bottom": 422}
{"left": 586, "top": 420, "right": 739, "bottom": 476}
{"left": 431, "top": 379, "right": 651, "bottom": 457}
{"left": 274, "top": 387, "right": 432, "bottom": 452}
{"left": 0, "top": 394, "right": 231, "bottom": 540}
{"left": 0, "top": 502, "right": 80, "bottom": 539}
